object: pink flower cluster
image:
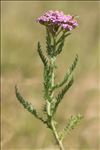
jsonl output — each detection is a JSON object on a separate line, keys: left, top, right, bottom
{"left": 36, "top": 10, "right": 78, "bottom": 32}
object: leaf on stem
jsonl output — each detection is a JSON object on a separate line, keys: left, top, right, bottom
{"left": 52, "top": 54, "right": 78, "bottom": 91}
{"left": 52, "top": 77, "right": 74, "bottom": 115}
{"left": 43, "top": 65, "right": 52, "bottom": 101}
{"left": 46, "top": 28, "right": 54, "bottom": 57}
{"left": 37, "top": 42, "right": 48, "bottom": 67}
{"left": 54, "top": 32, "right": 71, "bottom": 56}
{"left": 59, "top": 114, "right": 83, "bottom": 141}
{"left": 56, "top": 32, "right": 71, "bottom": 45}
{"left": 69, "top": 54, "right": 78, "bottom": 73}
{"left": 15, "top": 85, "right": 46, "bottom": 124}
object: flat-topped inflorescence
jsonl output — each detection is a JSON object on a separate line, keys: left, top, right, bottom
{"left": 36, "top": 10, "right": 78, "bottom": 34}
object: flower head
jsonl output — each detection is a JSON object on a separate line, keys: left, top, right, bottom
{"left": 36, "top": 10, "right": 78, "bottom": 34}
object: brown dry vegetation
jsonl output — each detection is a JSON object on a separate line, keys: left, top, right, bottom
{"left": 1, "top": 1, "right": 100, "bottom": 150}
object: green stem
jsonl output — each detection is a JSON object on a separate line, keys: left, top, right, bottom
{"left": 48, "top": 37, "right": 65, "bottom": 150}
{"left": 51, "top": 120, "right": 65, "bottom": 150}
{"left": 46, "top": 57, "right": 55, "bottom": 117}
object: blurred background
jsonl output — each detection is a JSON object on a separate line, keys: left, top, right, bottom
{"left": 1, "top": 1, "right": 99, "bottom": 150}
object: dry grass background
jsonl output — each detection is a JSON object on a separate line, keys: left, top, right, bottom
{"left": 1, "top": 1, "right": 100, "bottom": 150}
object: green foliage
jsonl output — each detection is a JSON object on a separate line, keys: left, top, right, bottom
{"left": 15, "top": 85, "right": 47, "bottom": 124}
{"left": 46, "top": 29, "right": 71, "bottom": 57}
{"left": 43, "top": 65, "right": 52, "bottom": 101}
{"left": 59, "top": 114, "right": 83, "bottom": 141}
{"left": 56, "top": 77, "right": 73, "bottom": 103}
{"left": 56, "top": 32, "right": 71, "bottom": 45}
{"left": 54, "top": 32, "right": 71, "bottom": 56}
{"left": 52, "top": 77, "right": 74, "bottom": 115}
{"left": 52, "top": 54, "right": 78, "bottom": 91}
{"left": 15, "top": 25, "right": 83, "bottom": 150}
{"left": 37, "top": 42, "right": 48, "bottom": 67}
{"left": 46, "top": 28, "right": 54, "bottom": 57}
{"left": 69, "top": 54, "right": 78, "bottom": 74}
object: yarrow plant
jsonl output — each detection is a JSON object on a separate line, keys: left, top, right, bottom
{"left": 15, "top": 10, "right": 83, "bottom": 150}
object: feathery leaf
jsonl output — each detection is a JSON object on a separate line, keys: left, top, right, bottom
{"left": 59, "top": 114, "right": 83, "bottom": 141}
{"left": 37, "top": 42, "right": 48, "bottom": 66}
{"left": 46, "top": 28, "right": 54, "bottom": 57}
{"left": 52, "top": 54, "right": 78, "bottom": 91}
{"left": 69, "top": 54, "right": 78, "bottom": 73}
{"left": 54, "top": 32, "right": 71, "bottom": 56}
{"left": 56, "top": 32, "right": 71, "bottom": 45}
{"left": 52, "top": 77, "right": 74, "bottom": 115}
{"left": 15, "top": 85, "right": 46, "bottom": 124}
{"left": 43, "top": 65, "right": 52, "bottom": 101}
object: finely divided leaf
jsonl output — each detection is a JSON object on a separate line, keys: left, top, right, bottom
{"left": 69, "top": 54, "right": 78, "bottom": 74}
{"left": 43, "top": 65, "right": 52, "bottom": 101}
{"left": 46, "top": 28, "right": 54, "bottom": 57}
{"left": 15, "top": 85, "right": 46, "bottom": 124}
{"left": 37, "top": 42, "right": 48, "bottom": 66}
{"left": 59, "top": 114, "right": 83, "bottom": 141}
{"left": 56, "top": 32, "right": 71, "bottom": 45}
{"left": 52, "top": 77, "right": 74, "bottom": 115}
{"left": 54, "top": 33, "right": 71, "bottom": 56}
{"left": 52, "top": 54, "right": 78, "bottom": 91}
